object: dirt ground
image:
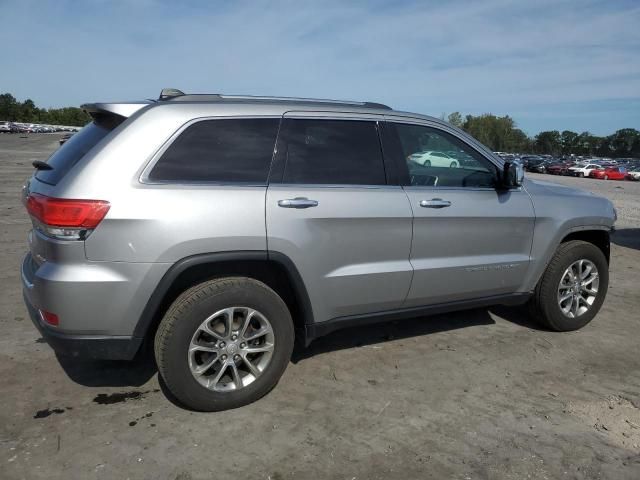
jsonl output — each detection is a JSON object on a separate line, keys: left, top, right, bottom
{"left": 1, "top": 134, "right": 639, "bottom": 480}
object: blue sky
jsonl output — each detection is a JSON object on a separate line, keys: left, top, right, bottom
{"left": 1, "top": 0, "right": 638, "bottom": 136}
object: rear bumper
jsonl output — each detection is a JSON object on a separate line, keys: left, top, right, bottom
{"left": 20, "top": 249, "right": 168, "bottom": 360}
{"left": 23, "top": 289, "right": 142, "bottom": 360}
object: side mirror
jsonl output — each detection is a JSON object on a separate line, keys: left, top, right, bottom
{"left": 503, "top": 161, "right": 524, "bottom": 187}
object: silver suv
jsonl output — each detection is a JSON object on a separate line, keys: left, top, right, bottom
{"left": 21, "top": 89, "right": 616, "bottom": 411}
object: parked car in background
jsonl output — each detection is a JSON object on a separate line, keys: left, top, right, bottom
{"left": 546, "top": 162, "right": 572, "bottom": 176}
{"left": 568, "top": 163, "right": 602, "bottom": 178}
{"left": 408, "top": 150, "right": 459, "bottom": 168}
{"left": 59, "top": 133, "right": 73, "bottom": 145}
{"left": 626, "top": 169, "right": 640, "bottom": 181}
{"left": 524, "top": 157, "right": 547, "bottom": 173}
{"left": 0, "top": 122, "right": 11, "bottom": 133}
{"left": 589, "top": 167, "right": 626, "bottom": 180}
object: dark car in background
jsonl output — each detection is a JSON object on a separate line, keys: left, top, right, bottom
{"left": 546, "top": 162, "right": 573, "bottom": 175}
{"left": 59, "top": 133, "right": 73, "bottom": 145}
{"left": 524, "top": 157, "right": 548, "bottom": 173}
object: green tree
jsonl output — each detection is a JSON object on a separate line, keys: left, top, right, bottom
{"left": 608, "top": 128, "right": 640, "bottom": 157}
{"left": 534, "top": 130, "right": 562, "bottom": 155}
{"left": 447, "top": 111, "right": 463, "bottom": 129}
{"left": 462, "top": 114, "right": 520, "bottom": 152}
{"left": 0, "top": 93, "right": 20, "bottom": 121}
{"left": 560, "top": 130, "right": 579, "bottom": 155}
{"left": 0, "top": 92, "right": 91, "bottom": 126}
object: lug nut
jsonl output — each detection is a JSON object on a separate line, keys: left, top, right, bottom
{"left": 219, "top": 341, "right": 226, "bottom": 348}
{"left": 221, "top": 354, "right": 227, "bottom": 361}
{"left": 234, "top": 354, "right": 240, "bottom": 361}
{"left": 231, "top": 334, "right": 238, "bottom": 341}
{"left": 240, "top": 343, "right": 246, "bottom": 348}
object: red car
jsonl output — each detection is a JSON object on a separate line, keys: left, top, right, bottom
{"left": 589, "top": 167, "right": 626, "bottom": 180}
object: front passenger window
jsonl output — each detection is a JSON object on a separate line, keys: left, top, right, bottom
{"left": 393, "top": 123, "right": 498, "bottom": 188}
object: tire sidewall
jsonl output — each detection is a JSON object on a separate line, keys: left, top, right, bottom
{"left": 158, "top": 279, "right": 294, "bottom": 411}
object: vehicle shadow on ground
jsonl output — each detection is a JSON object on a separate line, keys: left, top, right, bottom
{"left": 612, "top": 228, "right": 640, "bottom": 251}
{"left": 55, "top": 306, "right": 540, "bottom": 392}
{"left": 292, "top": 307, "right": 540, "bottom": 362}
{"left": 56, "top": 346, "right": 157, "bottom": 388}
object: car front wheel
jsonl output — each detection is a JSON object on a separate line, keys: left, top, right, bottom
{"left": 155, "top": 277, "right": 294, "bottom": 411}
{"left": 528, "top": 240, "right": 608, "bottom": 331}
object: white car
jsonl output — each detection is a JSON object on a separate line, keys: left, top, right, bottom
{"left": 409, "top": 150, "right": 459, "bottom": 168}
{"left": 568, "top": 163, "right": 602, "bottom": 178}
{"left": 627, "top": 170, "right": 640, "bottom": 181}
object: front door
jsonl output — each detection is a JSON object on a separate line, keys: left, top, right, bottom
{"left": 382, "top": 119, "right": 535, "bottom": 307}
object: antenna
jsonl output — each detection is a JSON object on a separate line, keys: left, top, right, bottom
{"left": 159, "top": 88, "right": 185, "bottom": 100}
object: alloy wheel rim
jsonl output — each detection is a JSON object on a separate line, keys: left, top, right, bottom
{"left": 557, "top": 259, "right": 599, "bottom": 319}
{"left": 188, "top": 306, "right": 275, "bottom": 392}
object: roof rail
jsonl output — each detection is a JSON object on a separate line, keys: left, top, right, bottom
{"left": 158, "top": 89, "right": 391, "bottom": 110}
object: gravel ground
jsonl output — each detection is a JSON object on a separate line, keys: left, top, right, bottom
{"left": 1, "top": 134, "right": 639, "bottom": 480}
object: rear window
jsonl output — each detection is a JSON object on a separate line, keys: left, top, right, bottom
{"left": 35, "top": 117, "right": 119, "bottom": 185}
{"left": 148, "top": 118, "right": 280, "bottom": 183}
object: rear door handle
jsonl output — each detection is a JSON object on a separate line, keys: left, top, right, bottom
{"left": 420, "top": 198, "right": 451, "bottom": 208}
{"left": 278, "top": 197, "right": 319, "bottom": 209}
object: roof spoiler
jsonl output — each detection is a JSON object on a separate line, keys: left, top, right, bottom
{"left": 81, "top": 101, "right": 153, "bottom": 119}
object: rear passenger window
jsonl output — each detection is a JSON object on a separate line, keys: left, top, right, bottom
{"left": 279, "top": 119, "right": 386, "bottom": 185}
{"left": 149, "top": 118, "right": 279, "bottom": 183}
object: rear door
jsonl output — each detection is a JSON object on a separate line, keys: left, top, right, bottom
{"left": 382, "top": 118, "right": 535, "bottom": 306}
{"left": 266, "top": 112, "right": 413, "bottom": 324}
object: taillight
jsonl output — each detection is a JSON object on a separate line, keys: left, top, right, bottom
{"left": 26, "top": 193, "right": 110, "bottom": 240}
{"left": 39, "top": 310, "right": 59, "bottom": 326}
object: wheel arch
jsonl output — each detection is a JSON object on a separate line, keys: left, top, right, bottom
{"left": 133, "top": 251, "right": 314, "bottom": 349}
{"left": 560, "top": 228, "right": 610, "bottom": 264}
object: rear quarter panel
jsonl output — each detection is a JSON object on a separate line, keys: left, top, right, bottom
{"left": 52, "top": 104, "right": 281, "bottom": 262}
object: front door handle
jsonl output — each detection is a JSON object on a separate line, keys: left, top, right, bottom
{"left": 420, "top": 198, "right": 451, "bottom": 208}
{"left": 278, "top": 197, "right": 319, "bottom": 209}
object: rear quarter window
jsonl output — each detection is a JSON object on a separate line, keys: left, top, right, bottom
{"left": 148, "top": 118, "right": 280, "bottom": 184}
{"left": 35, "top": 118, "right": 118, "bottom": 185}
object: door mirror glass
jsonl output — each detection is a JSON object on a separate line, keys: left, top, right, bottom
{"left": 503, "top": 161, "right": 524, "bottom": 187}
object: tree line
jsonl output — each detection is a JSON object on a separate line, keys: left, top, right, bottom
{"left": 444, "top": 112, "right": 640, "bottom": 158}
{"left": 0, "top": 93, "right": 91, "bottom": 127}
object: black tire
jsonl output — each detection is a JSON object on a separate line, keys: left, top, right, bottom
{"left": 579, "top": 172, "right": 584, "bottom": 177}
{"left": 528, "top": 240, "right": 608, "bottom": 331}
{"left": 424, "top": 160, "right": 431, "bottom": 167}
{"left": 450, "top": 161, "right": 457, "bottom": 168}
{"left": 155, "top": 277, "right": 294, "bottom": 411}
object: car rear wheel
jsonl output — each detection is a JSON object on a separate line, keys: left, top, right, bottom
{"left": 528, "top": 240, "right": 608, "bottom": 331}
{"left": 423, "top": 160, "right": 431, "bottom": 167}
{"left": 155, "top": 277, "right": 294, "bottom": 411}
